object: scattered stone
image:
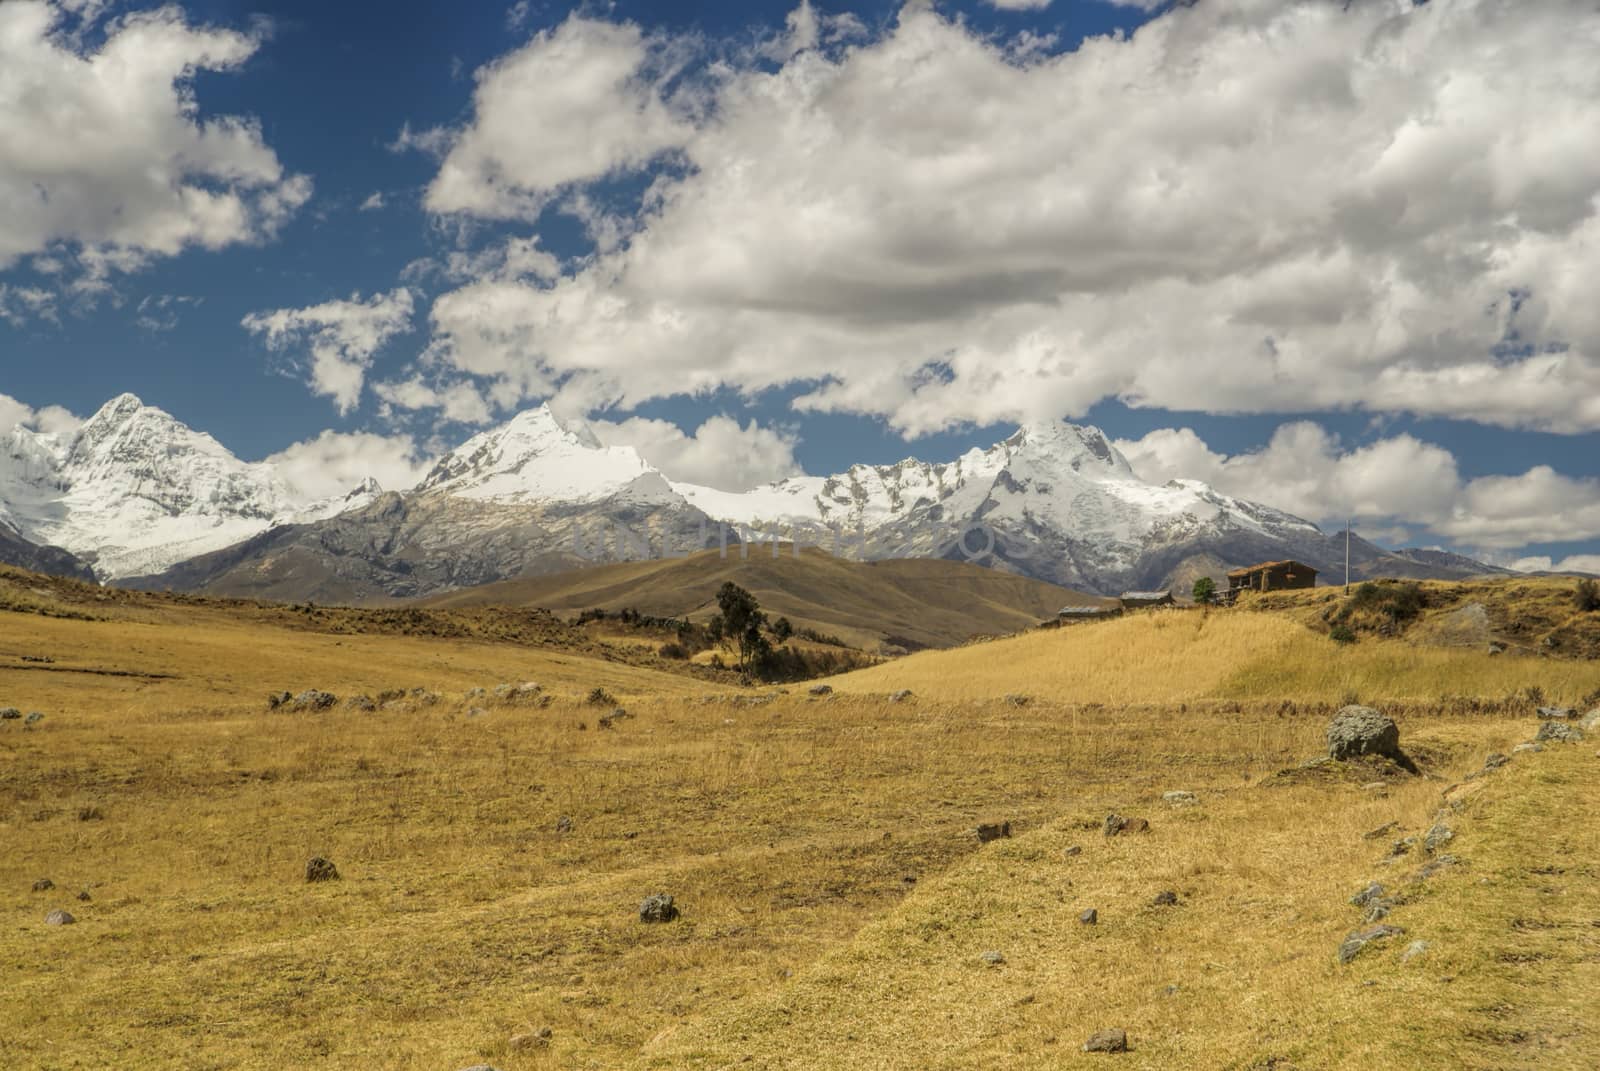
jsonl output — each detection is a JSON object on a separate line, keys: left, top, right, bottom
{"left": 1401, "top": 940, "right": 1429, "bottom": 964}
{"left": 290, "top": 690, "right": 338, "bottom": 712}
{"left": 0, "top": 706, "right": 19, "bottom": 720}
{"left": 808, "top": 684, "right": 833, "bottom": 696}
{"left": 975, "top": 821, "right": 1012, "bottom": 844}
{"left": 24, "top": 711, "right": 43, "bottom": 726}
{"left": 1423, "top": 823, "right": 1455, "bottom": 855}
{"left": 1079, "top": 908, "right": 1098, "bottom": 925}
{"left": 465, "top": 687, "right": 487, "bottom": 700}
{"left": 1513, "top": 742, "right": 1543, "bottom": 754}
{"left": 266, "top": 691, "right": 293, "bottom": 710}
{"left": 555, "top": 815, "right": 574, "bottom": 834}
{"left": 76, "top": 890, "right": 91, "bottom": 902}
{"left": 1536, "top": 721, "right": 1584, "bottom": 744}
{"left": 1350, "top": 882, "right": 1386, "bottom": 908}
{"left": 1162, "top": 791, "right": 1199, "bottom": 807}
{"left": 1416, "top": 854, "right": 1461, "bottom": 881}
{"left": 44, "top": 909, "right": 75, "bottom": 926}
{"left": 639, "top": 893, "right": 679, "bottom": 924}
{"left": 346, "top": 694, "right": 376, "bottom": 712}
{"left": 304, "top": 857, "right": 341, "bottom": 883}
{"left": 1004, "top": 693, "right": 1031, "bottom": 707}
{"left": 979, "top": 950, "right": 1006, "bottom": 966}
{"left": 888, "top": 689, "right": 914, "bottom": 703}
{"left": 1363, "top": 899, "right": 1394, "bottom": 923}
{"left": 1326, "top": 705, "right": 1403, "bottom": 762}
{"left": 1151, "top": 890, "right": 1179, "bottom": 907}
{"left": 1483, "top": 752, "right": 1510, "bottom": 770}
{"left": 1387, "top": 836, "right": 1418, "bottom": 860}
{"left": 31, "top": 878, "right": 54, "bottom": 892}
{"left": 508, "top": 1028, "right": 553, "bottom": 1051}
{"left": 1082, "top": 1029, "right": 1129, "bottom": 1053}
{"left": 1363, "top": 821, "right": 1400, "bottom": 841}
{"left": 1064, "top": 845, "right": 1083, "bottom": 857}
{"left": 1103, "top": 814, "right": 1149, "bottom": 837}
{"left": 1536, "top": 706, "right": 1576, "bottom": 720}
{"left": 1338, "top": 924, "right": 1406, "bottom": 964}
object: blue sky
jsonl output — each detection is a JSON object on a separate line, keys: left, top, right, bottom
{"left": 3, "top": 0, "right": 1599, "bottom": 569}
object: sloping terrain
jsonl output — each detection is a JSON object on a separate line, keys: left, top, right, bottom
{"left": 418, "top": 547, "right": 1112, "bottom": 651}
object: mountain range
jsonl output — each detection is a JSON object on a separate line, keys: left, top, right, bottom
{"left": 0, "top": 393, "right": 1508, "bottom": 603}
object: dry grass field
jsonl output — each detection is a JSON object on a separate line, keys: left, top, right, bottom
{"left": 3, "top": 569, "right": 1599, "bottom": 1070}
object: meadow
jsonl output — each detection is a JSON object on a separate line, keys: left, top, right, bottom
{"left": 2, "top": 571, "right": 1597, "bottom": 1069}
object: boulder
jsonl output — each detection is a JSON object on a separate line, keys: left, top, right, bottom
{"left": 346, "top": 694, "right": 376, "bottom": 712}
{"left": 1079, "top": 908, "right": 1098, "bottom": 925}
{"left": 639, "top": 893, "right": 679, "bottom": 923}
{"left": 1535, "top": 721, "right": 1584, "bottom": 744}
{"left": 1423, "top": 823, "right": 1455, "bottom": 855}
{"left": 304, "top": 857, "right": 341, "bottom": 883}
{"left": 1103, "top": 814, "right": 1149, "bottom": 837}
{"left": 1536, "top": 706, "right": 1575, "bottom": 720}
{"left": 1082, "top": 1029, "right": 1129, "bottom": 1053}
{"left": 0, "top": 707, "right": 21, "bottom": 719}
{"left": 1338, "top": 924, "right": 1406, "bottom": 964}
{"left": 1483, "top": 752, "right": 1509, "bottom": 770}
{"left": 291, "top": 690, "right": 338, "bottom": 712}
{"left": 1349, "top": 882, "right": 1386, "bottom": 908}
{"left": 31, "top": 878, "right": 54, "bottom": 892}
{"left": 44, "top": 909, "right": 75, "bottom": 926}
{"left": 1326, "top": 706, "right": 1402, "bottom": 762}
{"left": 975, "top": 821, "right": 1012, "bottom": 844}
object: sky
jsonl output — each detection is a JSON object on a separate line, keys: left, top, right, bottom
{"left": 2, "top": 0, "right": 1599, "bottom": 571}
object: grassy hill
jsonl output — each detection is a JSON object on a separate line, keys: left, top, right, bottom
{"left": 417, "top": 546, "right": 1112, "bottom": 652}
{"left": 4, "top": 569, "right": 1599, "bottom": 1070}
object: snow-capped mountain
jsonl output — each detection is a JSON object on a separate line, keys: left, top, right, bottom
{"left": 120, "top": 401, "right": 1501, "bottom": 603}
{"left": 0, "top": 394, "right": 380, "bottom": 580}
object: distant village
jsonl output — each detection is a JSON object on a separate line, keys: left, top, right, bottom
{"left": 1058, "top": 559, "right": 1319, "bottom": 621}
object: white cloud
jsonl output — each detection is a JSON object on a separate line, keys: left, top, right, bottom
{"left": 1510, "top": 554, "right": 1600, "bottom": 575}
{"left": 242, "top": 289, "right": 416, "bottom": 415}
{"left": 373, "top": 376, "right": 493, "bottom": 426}
{"left": 401, "top": 0, "right": 1600, "bottom": 436}
{"left": 134, "top": 294, "right": 201, "bottom": 332}
{"left": 0, "top": 284, "right": 57, "bottom": 325}
{"left": 263, "top": 430, "right": 432, "bottom": 502}
{"left": 0, "top": 393, "right": 82, "bottom": 437}
{"left": 1114, "top": 422, "right": 1600, "bottom": 552}
{"left": 411, "top": 15, "right": 695, "bottom": 220}
{"left": 359, "top": 192, "right": 386, "bottom": 212}
{"left": 985, "top": 0, "right": 1053, "bottom": 10}
{"left": 589, "top": 414, "right": 802, "bottom": 491}
{"left": 0, "top": 1, "right": 310, "bottom": 280}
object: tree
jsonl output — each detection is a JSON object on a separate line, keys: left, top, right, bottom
{"left": 772, "top": 616, "right": 794, "bottom": 643}
{"left": 1192, "top": 577, "right": 1217, "bottom": 605}
{"left": 716, "top": 582, "right": 768, "bottom": 669}
{"left": 1577, "top": 578, "right": 1600, "bottom": 613}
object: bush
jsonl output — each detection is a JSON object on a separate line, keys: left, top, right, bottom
{"left": 1192, "top": 577, "right": 1217, "bottom": 605}
{"left": 586, "top": 687, "right": 615, "bottom": 706}
{"left": 1329, "top": 624, "right": 1357, "bottom": 645}
{"left": 658, "top": 642, "right": 689, "bottom": 660}
{"left": 1576, "top": 578, "right": 1600, "bottom": 612}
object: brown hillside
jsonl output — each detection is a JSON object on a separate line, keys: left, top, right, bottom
{"left": 416, "top": 546, "right": 1112, "bottom": 651}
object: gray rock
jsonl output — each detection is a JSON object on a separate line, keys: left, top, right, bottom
{"left": 346, "top": 694, "right": 376, "bottom": 712}
{"left": 44, "top": 909, "right": 75, "bottom": 926}
{"left": 1338, "top": 924, "right": 1406, "bottom": 964}
{"left": 808, "top": 684, "right": 833, "bottom": 696}
{"left": 1483, "top": 752, "right": 1509, "bottom": 770}
{"left": 888, "top": 689, "right": 914, "bottom": 703}
{"left": 0, "top": 707, "right": 20, "bottom": 719}
{"left": 1416, "top": 854, "right": 1461, "bottom": 881}
{"left": 1423, "top": 823, "right": 1455, "bottom": 855}
{"left": 1513, "top": 742, "right": 1543, "bottom": 754}
{"left": 555, "top": 815, "right": 574, "bottom": 834}
{"left": 24, "top": 711, "right": 43, "bottom": 726}
{"left": 1388, "top": 836, "right": 1418, "bottom": 859}
{"left": 1103, "top": 814, "right": 1149, "bottom": 837}
{"left": 1082, "top": 1028, "right": 1129, "bottom": 1053}
{"left": 304, "top": 856, "right": 340, "bottom": 883}
{"left": 1535, "top": 721, "right": 1584, "bottom": 744}
{"left": 1326, "top": 705, "right": 1402, "bottom": 762}
{"left": 975, "top": 821, "right": 1012, "bottom": 843}
{"left": 1079, "top": 908, "right": 1098, "bottom": 925}
{"left": 1350, "top": 882, "right": 1386, "bottom": 908}
{"left": 291, "top": 690, "right": 338, "bottom": 712}
{"left": 31, "top": 878, "right": 54, "bottom": 892}
{"left": 979, "top": 950, "right": 1006, "bottom": 966}
{"left": 639, "top": 893, "right": 679, "bottom": 923}
{"left": 1064, "top": 845, "right": 1083, "bottom": 857}
{"left": 1151, "top": 890, "right": 1179, "bottom": 907}
{"left": 1536, "top": 706, "right": 1575, "bottom": 720}
{"left": 1582, "top": 709, "right": 1600, "bottom": 733}
{"left": 1162, "top": 791, "right": 1199, "bottom": 807}
{"left": 1401, "top": 940, "right": 1429, "bottom": 963}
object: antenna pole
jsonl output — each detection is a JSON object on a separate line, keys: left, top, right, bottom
{"left": 1344, "top": 520, "right": 1351, "bottom": 593}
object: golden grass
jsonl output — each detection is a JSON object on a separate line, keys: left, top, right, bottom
{"left": 3, "top": 577, "right": 1597, "bottom": 1070}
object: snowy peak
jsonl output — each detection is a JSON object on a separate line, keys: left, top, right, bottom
{"left": 419, "top": 402, "right": 666, "bottom": 504}
{"left": 1005, "top": 421, "right": 1135, "bottom": 478}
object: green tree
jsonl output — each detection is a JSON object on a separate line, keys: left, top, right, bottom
{"left": 772, "top": 616, "right": 794, "bottom": 643}
{"left": 716, "top": 582, "right": 769, "bottom": 669}
{"left": 1577, "top": 578, "right": 1600, "bottom": 613}
{"left": 1192, "top": 577, "right": 1218, "bottom": 605}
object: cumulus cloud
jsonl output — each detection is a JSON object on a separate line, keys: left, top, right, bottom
{"left": 263, "top": 430, "right": 432, "bottom": 502}
{"left": 0, "top": 284, "right": 57, "bottom": 325}
{"left": 1114, "top": 422, "right": 1600, "bottom": 552}
{"left": 393, "top": 1, "right": 1600, "bottom": 436}
{"left": 408, "top": 16, "right": 695, "bottom": 220}
{"left": 0, "top": 1, "right": 310, "bottom": 280}
{"left": 359, "top": 192, "right": 386, "bottom": 212}
{"left": 985, "top": 0, "right": 1054, "bottom": 10}
{"left": 242, "top": 289, "right": 416, "bottom": 415}
{"left": 0, "top": 393, "right": 83, "bottom": 437}
{"left": 1509, "top": 554, "right": 1600, "bottom": 576}
{"left": 589, "top": 414, "right": 803, "bottom": 491}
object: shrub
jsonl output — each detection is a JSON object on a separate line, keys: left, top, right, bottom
{"left": 1329, "top": 624, "right": 1357, "bottom": 645}
{"left": 586, "top": 687, "right": 616, "bottom": 706}
{"left": 1576, "top": 578, "right": 1600, "bottom": 612}
{"left": 658, "top": 642, "right": 690, "bottom": 660}
{"left": 1192, "top": 577, "right": 1217, "bottom": 605}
